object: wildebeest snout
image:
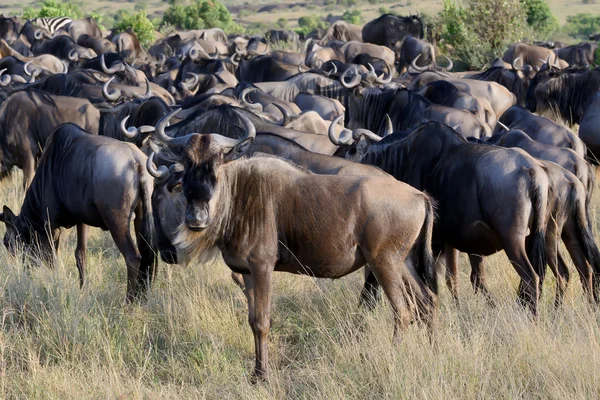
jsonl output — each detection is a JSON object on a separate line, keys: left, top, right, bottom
{"left": 186, "top": 204, "right": 210, "bottom": 230}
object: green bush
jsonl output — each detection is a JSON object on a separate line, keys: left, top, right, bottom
{"left": 113, "top": 10, "right": 157, "bottom": 47}
{"left": 439, "top": 0, "right": 526, "bottom": 69}
{"left": 295, "top": 15, "right": 328, "bottom": 36}
{"left": 378, "top": 7, "right": 391, "bottom": 15}
{"left": 23, "top": 0, "right": 84, "bottom": 20}
{"left": 342, "top": 9, "right": 362, "bottom": 24}
{"left": 277, "top": 18, "right": 288, "bottom": 29}
{"left": 162, "top": 0, "right": 237, "bottom": 31}
{"left": 563, "top": 13, "right": 600, "bottom": 39}
{"left": 521, "top": 0, "right": 559, "bottom": 38}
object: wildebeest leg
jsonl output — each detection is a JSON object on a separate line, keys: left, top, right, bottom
{"left": 503, "top": 240, "right": 539, "bottom": 315}
{"left": 445, "top": 245, "right": 459, "bottom": 303}
{"left": 134, "top": 203, "right": 156, "bottom": 297}
{"left": 359, "top": 266, "right": 382, "bottom": 310}
{"left": 75, "top": 224, "right": 88, "bottom": 288}
{"left": 231, "top": 272, "right": 245, "bottom": 291}
{"left": 562, "top": 226, "right": 594, "bottom": 304}
{"left": 554, "top": 251, "right": 570, "bottom": 308}
{"left": 468, "top": 254, "right": 494, "bottom": 305}
{"left": 108, "top": 225, "right": 142, "bottom": 303}
{"left": 248, "top": 268, "right": 273, "bottom": 380}
{"left": 544, "top": 226, "right": 567, "bottom": 308}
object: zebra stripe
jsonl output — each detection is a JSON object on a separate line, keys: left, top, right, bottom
{"left": 31, "top": 17, "right": 73, "bottom": 34}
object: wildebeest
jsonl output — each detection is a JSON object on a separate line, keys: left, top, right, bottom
{"left": 579, "top": 93, "right": 600, "bottom": 162}
{"left": 555, "top": 42, "right": 597, "bottom": 68}
{"left": 0, "top": 90, "right": 100, "bottom": 188}
{"left": 331, "top": 121, "right": 549, "bottom": 313}
{"left": 0, "top": 123, "right": 157, "bottom": 302}
{"left": 503, "top": 43, "right": 564, "bottom": 69}
{"left": 148, "top": 110, "right": 438, "bottom": 379}
{"left": 362, "top": 14, "right": 424, "bottom": 48}
{"left": 318, "top": 20, "right": 363, "bottom": 44}
{"left": 495, "top": 106, "right": 586, "bottom": 158}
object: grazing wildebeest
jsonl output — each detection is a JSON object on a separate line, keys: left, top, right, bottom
{"left": 0, "top": 123, "right": 157, "bottom": 302}
{"left": 0, "top": 89, "right": 100, "bottom": 188}
{"left": 148, "top": 110, "right": 438, "bottom": 379}
{"left": 502, "top": 43, "right": 563, "bottom": 69}
{"left": 331, "top": 121, "right": 549, "bottom": 313}
{"left": 318, "top": 20, "right": 363, "bottom": 44}
{"left": 495, "top": 106, "right": 586, "bottom": 158}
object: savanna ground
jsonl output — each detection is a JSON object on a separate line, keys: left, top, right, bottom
{"left": 2, "top": 164, "right": 600, "bottom": 399}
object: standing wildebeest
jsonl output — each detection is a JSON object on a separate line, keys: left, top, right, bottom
{"left": 579, "top": 93, "right": 600, "bottom": 162}
{"left": 362, "top": 14, "right": 424, "bottom": 49}
{"left": 396, "top": 36, "right": 453, "bottom": 74}
{"left": 148, "top": 110, "right": 438, "bottom": 379}
{"left": 331, "top": 121, "right": 549, "bottom": 313}
{"left": 503, "top": 43, "right": 564, "bottom": 69}
{"left": 0, "top": 123, "right": 157, "bottom": 302}
{"left": 555, "top": 42, "right": 597, "bottom": 68}
{"left": 318, "top": 20, "right": 363, "bottom": 44}
{"left": 467, "top": 62, "right": 534, "bottom": 106}
{"left": 495, "top": 106, "right": 586, "bottom": 158}
{"left": 0, "top": 89, "right": 100, "bottom": 188}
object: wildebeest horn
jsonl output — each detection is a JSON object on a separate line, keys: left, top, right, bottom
{"left": 61, "top": 61, "right": 68, "bottom": 74}
{"left": 23, "top": 60, "right": 32, "bottom": 76}
{"left": 239, "top": 87, "right": 262, "bottom": 111}
{"left": 68, "top": 49, "right": 79, "bottom": 62}
{"left": 227, "top": 54, "right": 239, "bottom": 66}
{"left": 273, "top": 103, "right": 292, "bottom": 126}
{"left": 367, "top": 63, "right": 377, "bottom": 79}
{"left": 383, "top": 114, "right": 393, "bottom": 137}
{"left": 147, "top": 152, "right": 169, "bottom": 181}
{"left": 0, "top": 69, "right": 11, "bottom": 87}
{"left": 183, "top": 72, "right": 199, "bottom": 89}
{"left": 340, "top": 67, "right": 361, "bottom": 89}
{"left": 158, "top": 53, "right": 166, "bottom": 66}
{"left": 101, "top": 54, "right": 124, "bottom": 74}
{"left": 497, "top": 121, "right": 510, "bottom": 131}
{"left": 329, "top": 63, "right": 338, "bottom": 75}
{"left": 410, "top": 54, "right": 427, "bottom": 72}
{"left": 102, "top": 77, "right": 121, "bottom": 101}
{"left": 34, "top": 29, "right": 43, "bottom": 40}
{"left": 376, "top": 63, "right": 393, "bottom": 84}
{"left": 512, "top": 56, "right": 522, "bottom": 71}
{"left": 152, "top": 109, "right": 190, "bottom": 146}
{"left": 120, "top": 115, "right": 141, "bottom": 139}
{"left": 144, "top": 77, "right": 152, "bottom": 98}
{"left": 10, "top": 74, "right": 27, "bottom": 83}
{"left": 442, "top": 55, "right": 453, "bottom": 71}
{"left": 328, "top": 115, "right": 353, "bottom": 146}
{"left": 352, "top": 128, "right": 381, "bottom": 142}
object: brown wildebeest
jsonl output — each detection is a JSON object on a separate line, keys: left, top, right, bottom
{"left": 148, "top": 109, "right": 438, "bottom": 380}
{"left": 0, "top": 123, "right": 157, "bottom": 302}
{"left": 331, "top": 121, "right": 549, "bottom": 313}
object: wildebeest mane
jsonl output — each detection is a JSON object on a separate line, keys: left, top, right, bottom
{"left": 469, "top": 67, "right": 529, "bottom": 105}
{"left": 170, "top": 104, "right": 255, "bottom": 139}
{"left": 17, "top": 88, "right": 57, "bottom": 108}
{"left": 27, "top": 73, "right": 87, "bottom": 98}
{"left": 99, "top": 97, "right": 170, "bottom": 142}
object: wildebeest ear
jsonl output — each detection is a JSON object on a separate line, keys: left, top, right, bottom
{"left": 1, "top": 205, "right": 14, "bottom": 224}
{"left": 356, "top": 136, "right": 370, "bottom": 158}
{"left": 224, "top": 138, "right": 253, "bottom": 162}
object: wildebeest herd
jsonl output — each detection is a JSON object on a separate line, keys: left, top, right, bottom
{"left": 1, "top": 11, "right": 600, "bottom": 380}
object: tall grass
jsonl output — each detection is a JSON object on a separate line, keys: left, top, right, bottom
{"left": 1, "top": 170, "right": 600, "bottom": 398}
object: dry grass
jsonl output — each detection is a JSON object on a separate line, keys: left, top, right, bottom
{"left": 1, "top": 170, "right": 600, "bottom": 399}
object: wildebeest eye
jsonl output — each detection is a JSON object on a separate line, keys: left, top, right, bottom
{"left": 172, "top": 183, "right": 183, "bottom": 193}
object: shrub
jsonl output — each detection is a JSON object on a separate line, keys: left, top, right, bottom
{"left": 521, "top": 0, "right": 559, "bottom": 38}
{"left": 113, "top": 10, "right": 157, "bottom": 47}
{"left": 378, "top": 7, "right": 391, "bottom": 15}
{"left": 342, "top": 9, "right": 362, "bottom": 24}
{"left": 162, "top": 0, "right": 237, "bottom": 31}
{"left": 277, "top": 18, "right": 288, "bottom": 29}
{"left": 295, "top": 15, "right": 328, "bottom": 36}
{"left": 563, "top": 13, "right": 600, "bottom": 39}
{"left": 23, "top": 0, "right": 84, "bottom": 20}
{"left": 439, "top": 0, "right": 527, "bottom": 69}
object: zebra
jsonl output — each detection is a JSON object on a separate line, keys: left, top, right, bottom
{"left": 31, "top": 17, "right": 72, "bottom": 35}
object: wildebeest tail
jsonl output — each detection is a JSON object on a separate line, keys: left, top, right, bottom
{"left": 138, "top": 165, "right": 158, "bottom": 287}
{"left": 414, "top": 194, "right": 438, "bottom": 295}
{"left": 527, "top": 168, "right": 547, "bottom": 281}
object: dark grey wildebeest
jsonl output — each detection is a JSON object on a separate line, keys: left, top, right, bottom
{"left": 147, "top": 110, "right": 438, "bottom": 380}
{"left": 0, "top": 123, "right": 157, "bottom": 302}
{"left": 331, "top": 121, "right": 549, "bottom": 314}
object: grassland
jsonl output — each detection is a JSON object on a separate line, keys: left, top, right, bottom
{"left": 2, "top": 167, "right": 600, "bottom": 398}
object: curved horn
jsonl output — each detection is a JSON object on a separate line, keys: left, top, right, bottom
{"left": 61, "top": 61, "right": 68, "bottom": 74}
{"left": 183, "top": 72, "right": 199, "bottom": 89}
{"left": 512, "top": 56, "right": 522, "bottom": 71}
{"left": 376, "top": 63, "right": 393, "bottom": 84}
{"left": 68, "top": 48, "right": 78, "bottom": 62}
{"left": 23, "top": 60, "right": 32, "bottom": 76}
{"left": 188, "top": 47, "right": 199, "bottom": 60}
{"left": 0, "top": 69, "right": 11, "bottom": 87}
{"left": 144, "top": 77, "right": 152, "bottom": 98}
{"left": 227, "top": 54, "right": 239, "bottom": 66}
{"left": 351, "top": 128, "right": 382, "bottom": 142}
{"left": 367, "top": 63, "right": 377, "bottom": 79}
{"left": 240, "top": 87, "right": 262, "bottom": 111}
{"left": 147, "top": 152, "right": 169, "bottom": 181}
{"left": 410, "top": 54, "right": 427, "bottom": 72}
{"left": 442, "top": 55, "right": 453, "bottom": 71}
{"left": 100, "top": 54, "right": 124, "bottom": 74}
{"left": 34, "top": 29, "right": 43, "bottom": 41}
{"left": 497, "top": 121, "right": 510, "bottom": 131}
{"left": 120, "top": 115, "right": 138, "bottom": 139}
{"left": 340, "top": 67, "right": 361, "bottom": 89}
{"left": 328, "top": 115, "right": 353, "bottom": 146}
{"left": 298, "top": 63, "right": 309, "bottom": 73}
{"left": 383, "top": 114, "right": 393, "bottom": 137}
{"left": 152, "top": 109, "right": 196, "bottom": 147}
{"left": 158, "top": 53, "right": 166, "bottom": 66}
{"left": 329, "top": 62, "right": 338, "bottom": 75}
{"left": 102, "top": 77, "right": 121, "bottom": 101}
{"left": 273, "top": 103, "right": 292, "bottom": 126}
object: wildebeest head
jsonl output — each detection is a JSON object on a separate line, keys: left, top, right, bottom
{"left": 148, "top": 109, "right": 256, "bottom": 231}
{"left": 0, "top": 205, "right": 56, "bottom": 261}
